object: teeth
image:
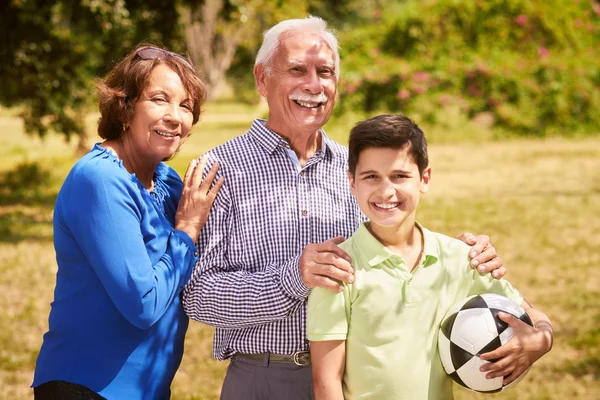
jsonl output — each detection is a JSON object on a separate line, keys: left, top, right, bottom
{"left": 295, "top": 100, "right": 319, "bottom": 108}
{"left": 156, "top": 130, "right": 177, "bottom": 138}
{"left": 374, "top": 202, "right": 399, "bottom": 209}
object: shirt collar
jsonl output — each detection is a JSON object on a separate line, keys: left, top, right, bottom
{"left": 352, "top": 222, "right": 440, "bottom": 269}
{"left": 247, "top": 119, "right": 335, "bottom": 159}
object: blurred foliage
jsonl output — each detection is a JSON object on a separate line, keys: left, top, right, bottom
{"left": 2, "top": 0, "right": 598, "bottom": 140}
{"left": 334, "top": 0, "right": 600, "bottom": 136}
{"left": 0, "top": 0, "right": 182, "bottom": 141}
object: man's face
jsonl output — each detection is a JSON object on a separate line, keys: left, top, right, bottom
{"left": 348, "top": 146, "right": 431, "bottom": 236}
{"left": 255, "top": 32, "right": 337, "bottom": 136}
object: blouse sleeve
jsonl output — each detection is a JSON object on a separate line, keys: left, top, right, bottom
{"left": 57, "top": 164, "right": 197, "bottom": 329}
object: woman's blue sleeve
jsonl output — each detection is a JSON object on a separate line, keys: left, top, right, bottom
{"left": 60, "top": 167, "right": 197, "bottom": 329}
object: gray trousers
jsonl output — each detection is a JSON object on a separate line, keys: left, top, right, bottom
{"left": 220, "top": 355, "right": 314, "bottom": 400}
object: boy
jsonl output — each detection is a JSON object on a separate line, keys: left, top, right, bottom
{"left": 307, "top": 114, "right": 553, "bottom": 400}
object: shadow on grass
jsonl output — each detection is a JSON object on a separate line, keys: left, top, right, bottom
{"left": 0, "top": 161, "right": 57, "bottom": 243}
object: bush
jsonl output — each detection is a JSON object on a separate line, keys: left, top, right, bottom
{"left": 334, "top": 0, "right": 600, "bottom": 136}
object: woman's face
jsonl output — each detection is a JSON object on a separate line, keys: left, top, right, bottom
{"left": 127, "top": 64, "right": 194, "bottom": 163}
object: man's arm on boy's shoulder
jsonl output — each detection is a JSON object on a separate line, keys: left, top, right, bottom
{"left": 456, "top": 232, "right": 507, "bottom": 279}
{"left": 311, "top": 340, "right": 346, "bottom": 400}
{"left": 479, "top": 299, "right": 554, "bottom": 384}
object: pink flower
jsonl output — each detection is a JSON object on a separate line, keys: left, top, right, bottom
{"left": 593, "top": 3, "right": 600, "bottom": 15}
{"left": 438, "top": 93, "right": 452, "bottom": 106}
{"left": 397, "top": 89, "right": 410, "bottom": 100}
{"left": 413, "top": 71, "right": 430, "bottom": 82}
{"left": 538, "top": 46, "right": 549, "bottom": 58}
{"left": 515, "top": 14, "right": 528, "bottom": 26}
{"left": 413, "top": 84, "right": 426, "bottom": 94}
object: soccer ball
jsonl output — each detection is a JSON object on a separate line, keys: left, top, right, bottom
{"left": 438, "top": 293, "right": 533, "bottom": 393}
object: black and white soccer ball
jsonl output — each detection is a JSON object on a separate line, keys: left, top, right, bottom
{"left": 438, "top": 293, "right": 533, "bottom": 393}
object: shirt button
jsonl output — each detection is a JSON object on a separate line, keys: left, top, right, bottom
{"left": 194, "top": 251, "right": 199, "bottom": 257}
{"left": 302, "top": 210, "right": 308, "bottom": 216}
{"left": 300, "top": 171, "right": 305, "bottom": 176}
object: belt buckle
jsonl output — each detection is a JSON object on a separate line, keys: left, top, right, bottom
{"left": 293, "top": 351, "right": 310, "bottom": 366}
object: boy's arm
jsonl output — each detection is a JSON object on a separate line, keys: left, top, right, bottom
{"left": 311, "top": 340, "right": 346, "bottom": 400}
{"left": 479, "top": 299, "right": 554, "bottom": 384}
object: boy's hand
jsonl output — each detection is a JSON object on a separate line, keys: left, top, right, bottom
{"left": 456, "top": 232, "right": 506, "bottom": 279}
{"left": 300, "top": 237, "right": 354, "bottom": 292}
{"left": 479, "top": 312, "right": 553, "bottom": 385}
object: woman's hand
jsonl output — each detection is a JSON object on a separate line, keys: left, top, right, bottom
{"left": 175, "top": 157, "right": 223, "bottom": 241}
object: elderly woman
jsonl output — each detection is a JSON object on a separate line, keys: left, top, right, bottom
{"left": 32, "top": 45, "right": 222, "bottom": 399}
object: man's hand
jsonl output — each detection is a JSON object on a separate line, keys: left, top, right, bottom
{"left": 456, "top": 233, "right": 506, "bottom": 279}
{"left": 300, "top": 236, "right": 354, "bottom": 292}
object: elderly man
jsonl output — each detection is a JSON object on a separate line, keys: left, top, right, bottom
{"left": 183, "top": 16, "right": 505, "bottom": 400}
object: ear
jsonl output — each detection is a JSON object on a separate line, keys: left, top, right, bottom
{"left": 347, "top": 170, "right": 357, "bottom": 197}
{"left": 254, "top": 64, "right": 268, "bottom": 97}
{"left": 420, "top": 166, "right": 431, "bottom": 194}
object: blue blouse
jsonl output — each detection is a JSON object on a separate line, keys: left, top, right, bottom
{"left": 33, "top": 144, "right": 198, "bottom": 399}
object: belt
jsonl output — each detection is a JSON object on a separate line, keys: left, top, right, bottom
{"left": 234, "top": 351, "right": 311, "bottom": 366}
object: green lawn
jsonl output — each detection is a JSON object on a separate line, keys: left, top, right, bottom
{"left": 0, "top": 102, "right": 598, "bottom": 399}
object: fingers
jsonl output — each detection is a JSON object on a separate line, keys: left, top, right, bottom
{"left": 310, "top": 275, "right": 344, "bottom": 292}
{"left": 183, "top": 158, "right": 198, "bottom": 184}
{"left": 191, "top": 156, "right": 208, "bottom": 188}
{"left": 200, "top": 161, "right": 221, "bottom": 192}
{"left": 468, "top": 234, "right": 490, "bottom": 258}
{"left": 300, "top": 240, "right": 354, "bottom": 290}
{"left": 456, "top": 232, "right": 477, "bottom": 245}
{"left": 207, "top": 176, "right": 225, "bottom": 200}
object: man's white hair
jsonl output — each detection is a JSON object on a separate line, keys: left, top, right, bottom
{"left": 255, "top": 16, "right": 340, "bottom": 80}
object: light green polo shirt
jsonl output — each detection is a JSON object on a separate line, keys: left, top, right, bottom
{"left": 307, "top": 222, "right": 522, "bottom": 400}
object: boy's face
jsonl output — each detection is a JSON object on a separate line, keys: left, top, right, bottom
{"left": 348, "top": 145, "right": 431, "bottom": 232}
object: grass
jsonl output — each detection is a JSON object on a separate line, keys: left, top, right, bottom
{"left": 0, "top": 102, "right": 599, "bottom": 399}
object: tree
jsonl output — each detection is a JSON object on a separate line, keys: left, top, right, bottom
{"left": 182, "top": 0, "right": 310, "bottom": 100}
{"left": 0, "top": 0, "right": 181, "bottom": 154}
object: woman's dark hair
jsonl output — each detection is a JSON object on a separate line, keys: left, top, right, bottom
{"left": 96, "top": 44, "right": 207, "bottom": 140}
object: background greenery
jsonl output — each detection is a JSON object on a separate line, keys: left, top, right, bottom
{"left": 1, "top": 0, "right": 599, "bottom": 399}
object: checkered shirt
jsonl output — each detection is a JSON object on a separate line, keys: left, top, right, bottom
{"left": 182, "top": 119, "right": 364, "bottom": 360}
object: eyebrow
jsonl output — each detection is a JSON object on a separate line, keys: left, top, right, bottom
{"left": 358, "top": 169, "right": 411, "bottom": 176}
{"left": 288, "top": 59, "right": 335, "bottom": 69}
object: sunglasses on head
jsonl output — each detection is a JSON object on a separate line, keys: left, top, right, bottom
{"left": 135, "top": 46, "right": 195, "bottom": 70}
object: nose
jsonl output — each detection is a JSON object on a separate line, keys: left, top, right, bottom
{"left": 380, "top": 179, "right": 396, "bottom": 196}
{"left": 164, "top": 103, "right": 182, "bottom": 125}
{"left": 303, "top": 68, "right": 323, "bottom": 94}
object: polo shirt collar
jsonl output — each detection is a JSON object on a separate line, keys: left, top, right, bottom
{"left": 248, "top": 119, "right": 335, "bottom": 159}
{"left": 352, "top": 222, "right": 440, "bottom": 269}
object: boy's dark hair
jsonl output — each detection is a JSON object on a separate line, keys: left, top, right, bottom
{"left": 348, "top": 114, "right": 429, "bottom": 177}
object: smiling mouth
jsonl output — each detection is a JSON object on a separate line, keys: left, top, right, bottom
{"left": 155, "top": 130, "right": 179, "bottom": 138}
{"left": 293, "top": 100, "right": 323, "bottom": 109}
{"left": 373, "top": 202, "right": 400, "bottom": 210}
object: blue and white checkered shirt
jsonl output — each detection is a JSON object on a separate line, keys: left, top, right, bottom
{"left": 182, "top": 119, "right": 364, "bottom": 360}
